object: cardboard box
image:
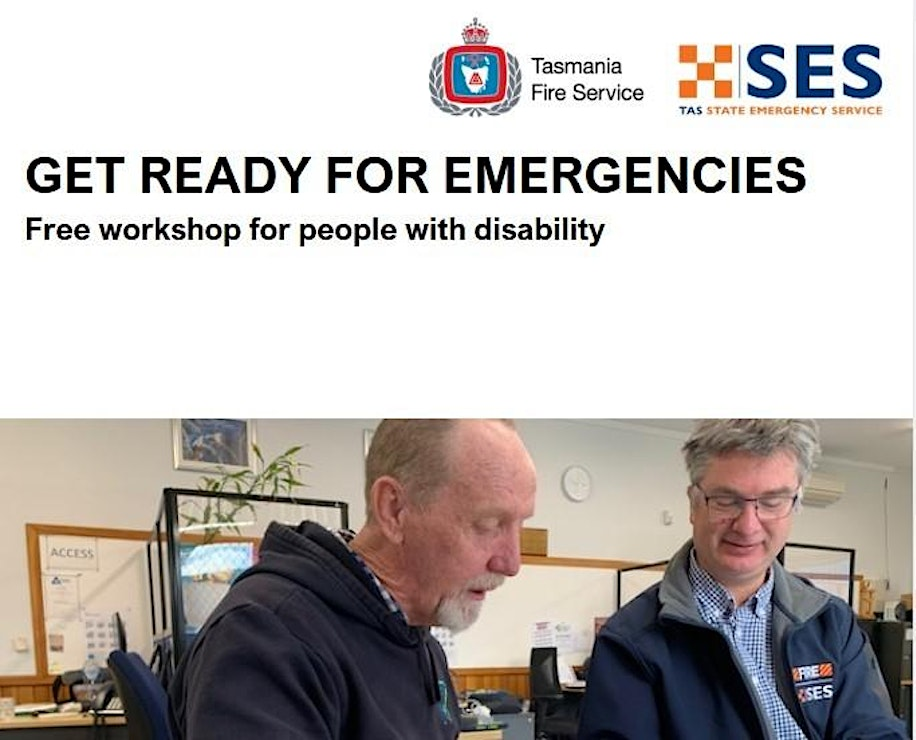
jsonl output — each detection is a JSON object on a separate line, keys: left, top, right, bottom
{"left": 521, "top": 527, "right": 548, "bottom": 556}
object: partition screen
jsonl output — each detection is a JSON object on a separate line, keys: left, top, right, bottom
{"left": 779, "top": 542, "right": 856, "bottom": 607}
{"left": 616, "top": 560, "right": 668, "bottom": 611}
{"left": 149, "top": 487, "right": 349, "bottom": 669}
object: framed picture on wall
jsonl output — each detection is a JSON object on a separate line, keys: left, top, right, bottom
{"left": 172, "top": 419, "right": 257, "bottom": 473}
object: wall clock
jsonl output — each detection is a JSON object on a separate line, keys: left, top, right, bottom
{"left": 561, "top": 465, "right": 592, "bottom": 502}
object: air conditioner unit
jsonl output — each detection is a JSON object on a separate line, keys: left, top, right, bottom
{"left": 802, "top": 473, "right": 845, "bottom": 507}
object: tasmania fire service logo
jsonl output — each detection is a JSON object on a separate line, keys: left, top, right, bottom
{"left": 429, "top": 18, "right": 521, "bottom": 116}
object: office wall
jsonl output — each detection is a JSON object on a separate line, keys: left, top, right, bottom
{"left": 0, "top": 419, "right": 910, "bottom": 675}
{"left": 517, "top": 420, "right": 912, "bottom": 592}
{"left": 0, "top": 419, "right": 373, "bottom": 676}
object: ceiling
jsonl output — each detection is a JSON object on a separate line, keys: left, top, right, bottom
{"left": 602, "top": 419, "right": 913, "bottom": 471}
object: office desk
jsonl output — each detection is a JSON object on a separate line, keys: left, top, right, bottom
{"left": 459, "top": 731, "right": 502, "bottom": 740}
{"left": 492, "top": 712, "right": 533, "bottom": 740}
{"left": 0, "top": 713, "right": 127, "bottom": 740}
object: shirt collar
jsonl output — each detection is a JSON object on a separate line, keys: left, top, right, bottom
{"left": 334, "top": 528, "right": 407, "bottom": 621}
{"left": 688, "top": 547, "right": 774, "bottom": 619}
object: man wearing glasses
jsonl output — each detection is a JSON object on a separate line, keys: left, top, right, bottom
{"left": 579, "top": 419, "right": 906, "bottom": 739}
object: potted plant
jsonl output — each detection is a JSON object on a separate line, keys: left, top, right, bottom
{"left": 179, "top": 444, "right": 310, "bottom": 543}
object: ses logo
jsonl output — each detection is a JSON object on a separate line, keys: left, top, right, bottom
{"left": 792, "top": 662, "right": 835, "bottom": 704}
{"left": 429, "top": 18, "right": 521, "bottom": 117}
{"left": 677, "top": 44, "right": 883, "bottom": 117}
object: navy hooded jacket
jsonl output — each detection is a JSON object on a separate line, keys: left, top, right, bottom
{"left": 579, "top": 541, "right": 906, "bottom": 740}
{"left": 169, "top": 521, "right": 459, "bottom": 739}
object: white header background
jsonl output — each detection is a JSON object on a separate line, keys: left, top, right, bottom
{"left": 2, "top": 1, "right": 912, "bottom": 417}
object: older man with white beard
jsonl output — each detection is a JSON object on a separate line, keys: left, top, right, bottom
{"left": 170, "top": 419, "right": 537, "bottom": 740}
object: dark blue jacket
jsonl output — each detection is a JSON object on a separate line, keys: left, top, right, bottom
{"left": 169, "top": 522, "right": 459, "bottom": 740}
{"left": 579, "top": 541, "right": 906, "bottom": 740}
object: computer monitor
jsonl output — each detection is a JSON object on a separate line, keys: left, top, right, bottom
{"left": 113, "top": 611, "right": 127, "bottom": 651}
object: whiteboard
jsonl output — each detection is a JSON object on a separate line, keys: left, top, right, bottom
{"left": 28, "top": 524, "right": 153, "bottom": 676}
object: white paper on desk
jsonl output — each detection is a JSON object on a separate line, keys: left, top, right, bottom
{"left": 14, "top": 703, "right": 58, "bottom": 715}
{"left": 556, "top": 655, "right": 577, "bottom": 685}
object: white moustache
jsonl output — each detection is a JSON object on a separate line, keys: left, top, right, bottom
{"left": 466, "top": 575, "right": 506, "bottom": 592}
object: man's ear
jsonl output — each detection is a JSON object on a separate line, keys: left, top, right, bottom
{"left": 369, "top": 475, "right": 410, "bottom": 544}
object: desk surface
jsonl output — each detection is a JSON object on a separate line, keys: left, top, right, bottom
{"left": 0, "top": 713, "right": 125, "bottom": 730}
{"left": 459, "top": 731, "right": 502, "bottom": 740}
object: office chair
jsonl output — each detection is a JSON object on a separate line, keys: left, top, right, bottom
{"left": 107, "top": 650, "right": 175, "bottom": 740}
{"left": 858, "top": 619, "right": 906, "bottom": 715}
{"left": 529, "top": 647, "right": 580, "bottom": 740}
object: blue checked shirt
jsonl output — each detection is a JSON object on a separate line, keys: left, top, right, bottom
{"left": 335, "top": 528, "right": 406, "bottom": 621}
{"left": 689, "top": 550, "right": 807, "bottom": 740}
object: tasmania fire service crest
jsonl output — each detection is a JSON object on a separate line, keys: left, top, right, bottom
{"left": 429, "top": 18, "right": 521, "bottom": 116}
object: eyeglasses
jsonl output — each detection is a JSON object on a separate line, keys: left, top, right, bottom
{"left": 693, "top": 483, "right": 799, "bottom": 521}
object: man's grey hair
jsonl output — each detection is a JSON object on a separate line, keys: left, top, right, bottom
{"left": 682, "top": 419, "right": 821, "bottom": 490}
{"left": 363, "top": 419, "right": 517, "bottom": 518}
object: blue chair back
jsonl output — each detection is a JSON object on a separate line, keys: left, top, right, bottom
{"left": 107, "top": 650, "right": 174, "bottom": 740}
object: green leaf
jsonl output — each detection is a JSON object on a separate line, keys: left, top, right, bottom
{"left": 190, "top": 442, "right": 310, "bottom": 530}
